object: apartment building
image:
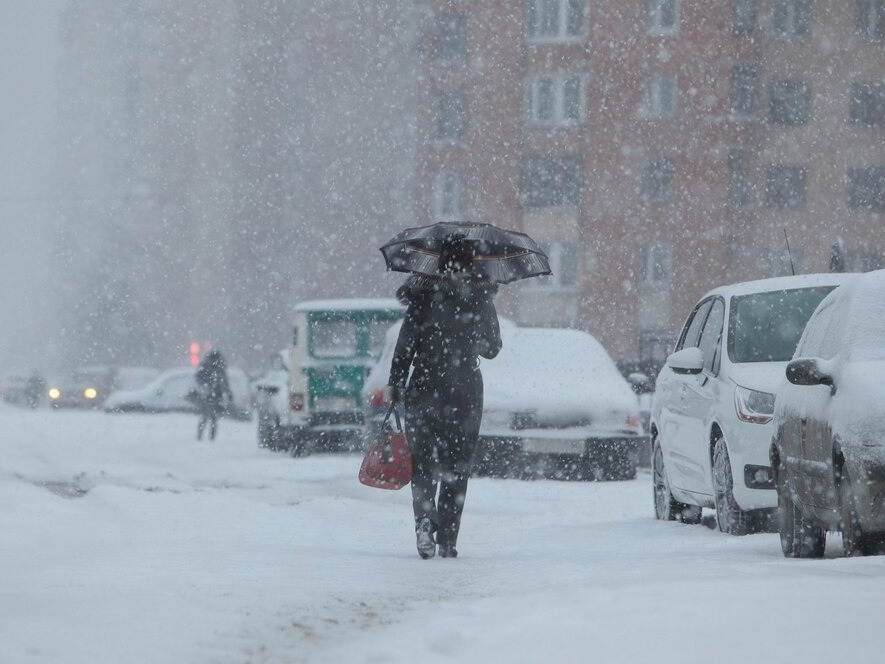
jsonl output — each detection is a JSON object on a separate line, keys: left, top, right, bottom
{"left": 414, "top": 0, "right": 885, "bottom": 367}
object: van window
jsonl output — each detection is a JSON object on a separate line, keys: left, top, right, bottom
{"left": 311, "top": 319, "right": 358, "bottom": 358}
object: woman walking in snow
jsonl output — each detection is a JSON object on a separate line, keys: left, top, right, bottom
{"left": 194, "top": 350, "right": 233, "bottom": 441}
{"left": 388, "top": 235, "right": 502, "bottom": 559}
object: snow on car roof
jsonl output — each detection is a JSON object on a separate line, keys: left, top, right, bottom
{"left": 702, "top": 272, "right": 857, "bottom": 300}
{"left": 293, "top": 298, "right": 403, "bottom": 312}
{"left": 828, "top": 269, "right": 885, "bottom": 360}
{"left": 482, "top": 327, "right": 637, "bottom": 422}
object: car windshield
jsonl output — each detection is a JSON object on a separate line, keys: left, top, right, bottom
{"left": 728, "top": 286, "right": 836, "bottom": 363}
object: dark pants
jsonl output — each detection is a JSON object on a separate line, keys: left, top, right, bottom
{"left": 405, "top": 368, "right": 483, "bottom": 549}
{"left": 197, "top": 399, "right": 223, "bottom": 440}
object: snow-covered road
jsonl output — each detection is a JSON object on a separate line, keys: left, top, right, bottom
{"left": 3, "top": 405, "right": 884, "bottom": 663}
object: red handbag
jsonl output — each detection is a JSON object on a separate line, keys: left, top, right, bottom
{"left": 359, "top": 404, "right": 412, "bottom": 490}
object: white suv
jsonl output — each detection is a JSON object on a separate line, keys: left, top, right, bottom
{"left": 651, "top": 273, "right": 855, "bottom": 535}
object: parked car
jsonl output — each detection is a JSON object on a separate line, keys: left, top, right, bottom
{"left": 253, "top": 299, "right": 404, "bottom": 455}
{"left": 651, "top": 273, "right": 856, "bottom": 535}
{"left": 770, "top": 270, "right": 885, "bottom": 557}
{"left": 362, "top": 320, "right": 644, "bottom": 481}
{"left": 1, "top": 373, "right": 34, "bottom": 407}
{"left": 104, "top": 366, "right": 252, "bottom": 420}
{"left": 252, "top": 349, "right": 291, "bottom": 451}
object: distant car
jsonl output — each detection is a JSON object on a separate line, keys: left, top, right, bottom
{"left": 1, "top": 374, "right": 32, "bottom": 407}
{"left": 48, "top": 366, "right": 116, "bottom": 409}
{"left": 771, "top": 270, "right": 885, "bottom": 558}
{"left": 104, "top": 366, "right": 252, "bottom": 420}
{"left": 650, "top": 273, "right": 856, "bottom": 535}
{"left": 362, "top": 320, "right": 644, "bottom": 481}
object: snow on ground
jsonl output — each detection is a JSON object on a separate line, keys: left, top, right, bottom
{"left": 3, "top": 402, "right": 885, "bottom": 663}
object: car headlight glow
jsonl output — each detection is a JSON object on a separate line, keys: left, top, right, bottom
{"left": 48, "top": 388, "right": 61, "bottom": 400}
{"left": 83, "top": 387, "right": 98, "bottom": 400}
{"left": 734, "top": 385, "right": 775, "bottom": 424}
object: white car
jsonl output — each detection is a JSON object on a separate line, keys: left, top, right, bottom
{"left": 104, "top": 366, "right": 252, "bottom": 420}
{"left": 651, "top": 273, "right": 856, "bottom": 534}
{"left": 252, "top": 349, "right": 291, "bottom": 451}
{"left": 362, "top": 321, "right": 644, "bottom": 481}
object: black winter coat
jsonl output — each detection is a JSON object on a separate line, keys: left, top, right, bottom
{"left": 389, "top": 274, "right": 502, "bottom": 399}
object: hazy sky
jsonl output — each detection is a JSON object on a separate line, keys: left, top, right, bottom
{"left": 0, "top": 2, "right": 64, "bottom": 371}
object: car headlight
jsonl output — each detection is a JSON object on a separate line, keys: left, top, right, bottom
{"left": 734, "top": 385, "right": 775, "bottom": 424}
{"left": 48, "top": 388, "right": 61, "bottom": 400}
{"left": 83, "top": 387, "right": 98, "bottom": 400}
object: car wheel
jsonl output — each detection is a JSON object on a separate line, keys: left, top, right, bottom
{"left": 778, "top": 474, "right": 825, "bottom": 558}
{"left": 653, "top": 442, "right": 702, "bottom": 524}
{"left": 839, "top": 467, "right": 885, "bottom": 556}
{"left": 712, "top": 437, "right": 751, "bottom": 536}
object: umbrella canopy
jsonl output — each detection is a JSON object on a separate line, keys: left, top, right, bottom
{"left": 380, "top": 221, "right": 552, "bottom": 284}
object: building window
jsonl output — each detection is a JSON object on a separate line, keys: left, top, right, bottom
{"left": 526, "top": 0, "right": 587, "bottom": 41}
{"left": 856, "top": 0, "right": 885, "bottom": 39}
{"left": 647, "top": 0, "right": 679, "bottom": 35}
{"left": 772, "top": 0, "right": 812, "bottom": 38}
{"left": 530, "top": 241, "right": 580, "bottom": 288}
{"left": 525, "top": 74, "right": 585, "bottom": 127}
{"left": 765, "top": 164, "right": 806, "bottom": 209}
{"left": 432, "top": 172, "right": 462, "bottom": 220}
{"left": 641, "top": 157, "right": 675, "bottom": 204}
{"left": 850, "top": 82, "right": 885, "bottom": 126}
{"left": 729, "top": 64, "right": 760, "bottom": 119}
{"left": 434, "top": 91, "right": 464, "bottom": 142}
{"left": 768, "top": 80, "right": 810, "bottom": 125}
{"left": 847, "top": 166, "right": 885, "bottom": 211}
{"left": 641, "top": 75, "right": 677, "bottom": 120}
{"left": 436, "top": 13, "right": 466, "bottom": 63}
{"left": 640, "top": 243, "right": 672, "bottom": 283}
{"left": 727, "top": 149, "right": 752, "bottom": 209}
{"left": 522, "top": 156, "right": 583, "bottom": 209}
{"left": 733, "top": 0, "right": 757, "bottom": 36}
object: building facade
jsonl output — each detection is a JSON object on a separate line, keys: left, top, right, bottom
{"left": 414, "top": 0, "right": 885, "bottom": 369}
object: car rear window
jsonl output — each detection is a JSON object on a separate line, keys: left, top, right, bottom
{"left": 728, "top": 286, "right": 836, "bottom": 363}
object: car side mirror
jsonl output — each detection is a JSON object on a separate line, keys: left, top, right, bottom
{"left": 666, "top": 347, "right": 704, "bottom": 375}
{"left": 786, "top": 358, "right": 835, "bottom": 393}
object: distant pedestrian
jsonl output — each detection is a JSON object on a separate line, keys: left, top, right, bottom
{"left": 388, "top": 234, "right": 502, "bottom": 559}
{"left": 194, "top": 350, "right": 233, "bottom": 440}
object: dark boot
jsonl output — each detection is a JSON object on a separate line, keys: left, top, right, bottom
{"left": 415, "top": 517, "right": 436, "bottom": 559}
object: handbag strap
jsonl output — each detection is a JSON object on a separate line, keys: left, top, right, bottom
{"left": 381, "top": 402, "right": 403, "bottom": 433}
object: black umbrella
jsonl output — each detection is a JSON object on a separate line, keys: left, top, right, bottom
{"left": 380, "top": 221, "right": 551, "bottom": 284}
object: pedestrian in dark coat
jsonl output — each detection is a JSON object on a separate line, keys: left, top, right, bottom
{"left": 388, "top": 235, "right": 502, "bottom": 559}
{"left": 195, "top": 350, "right": 233, "bottom": 441}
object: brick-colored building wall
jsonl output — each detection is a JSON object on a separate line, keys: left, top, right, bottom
{"left": 416, "top": 0, "right": 885, "bottom": 367}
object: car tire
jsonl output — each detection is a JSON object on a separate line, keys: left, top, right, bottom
{"left": 839, "top": 467, "right": 885, "bottom": 557}
{"left": 653, "top": 442, "right": 702, "bottom": 524}
{"left": 778, "top": 475, "right": 826, "bottom": 558}
{"left": 712, "top": 437, "right": 751, "bottom": 536}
